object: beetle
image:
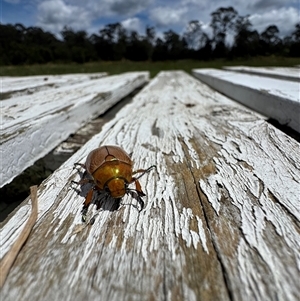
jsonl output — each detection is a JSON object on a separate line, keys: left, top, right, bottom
{"left": 72, "top": 145, "right": 156, "bottom": 220}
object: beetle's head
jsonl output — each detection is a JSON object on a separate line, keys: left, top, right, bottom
{"left": 107, "top": 178, "right": 126, "bottom": 198}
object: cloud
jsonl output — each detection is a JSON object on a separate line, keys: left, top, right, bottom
{"left": 108, "top": 0, "right": 152, "bottom": 15}
{"left": 121, "top": 17, "right": 144, "bottom": 33}
{"left": 248, "top": 0, "right": 290, "bottom": 10}
{"left": 150, "top": 6, "right": 188, "bottom": 27}
{"left": 30, "top": 0, "right": 299, "bottom": 39}
{"left": 37, "top": 0, "right": 91, "bottom": 33}
{"left": 249, "top": 7, "right": 298, "bottom": 36}
{"left": 84, "top": 0, "right": 152, "bottom": 19}
{"left": 35, "top": 0, "right": 152, "bottom": 35}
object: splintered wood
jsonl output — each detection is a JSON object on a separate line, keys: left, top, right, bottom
{"left": 0, "top": 186, "right": 38, "bottom": 288}
{"left": 0, "top": 71, "right": 299, "bottom": 301}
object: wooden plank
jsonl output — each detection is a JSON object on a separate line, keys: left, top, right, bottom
{"left": 1, "top": 71, "right": 299, "bottom": 301}
{"left": 223, "top": 66, "right": 300, "bottom": 82}
{"left": 0, "top": 72, "right": 149, "bottom": 188}
{"left": 192, "top": 68, "right": 300, "bottom": 133}
{"left": 1, "top": 73, "right": 107, "bottom": 98}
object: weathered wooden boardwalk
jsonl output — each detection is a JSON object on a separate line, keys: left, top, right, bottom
{"left": 192, "top": 68, "right": 300, "bottom": 132}
{"left": 1, "top": 73, "right": 107, "bottom": 97}
{"left": 1, "top": 72, "right": 149, "bottom": 187}
{"left": 223, "top": 66, "right": 300, "bottom": 82}
{"left": 0, "top": 70, "right": 299, "bottom": 301}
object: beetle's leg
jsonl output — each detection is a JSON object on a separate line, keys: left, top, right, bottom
{"left": 129, "top": 165, "right": 156, "bottom": 195}
{"left": 126, "top": 166, "right": 156, "bottom": 212}
{"left": 84, "top": 188, "right": 94, "bottom": 208}
{"left": 81, "top": 188, "right": 95, "bottom": 222}
{"left": 131, "top": 178, "right": 145, "bottom": 211}
{"left": 73, "top": 162, "right": 86, "bottom": 169}
{"left": 81, "top": 206, "right": 88, "bottom": 223}
{"left": 136, "top": 195, "right": 144, "bottom": 212}
{"left": 132, "top": 178, "right": 146, "bottom": 196}
{"left": 72, "top": 162, "right": 90, "bottom": 187}
{"left": 71, "top": 178, "right": 93, "bottom": 185}
{"left": 132, "top": 165, "right": 157, "bottom": 180}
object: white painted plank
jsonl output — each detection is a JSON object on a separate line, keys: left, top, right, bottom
{"left": 192, "top": 68, "right": 300, "bottom": 132}
{"left": 1, "top": 73, "right": 107, "bottom": 96}
{"left": 223, "top": 66, "right": 300, "bottom": 82}
{"left": 0, "top": 72, "right": 149, "bottom": 187}
{"left": 1, "top": 71, "right": 299, "bottom": 301}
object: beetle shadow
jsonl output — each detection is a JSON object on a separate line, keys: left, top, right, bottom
{"left": 92, "top": 191, "right": 121, "bottom": 212}
{"left": 71, "top": 165, "right": 145, "bottom": 215}
{"left": 122, "top": 191, "right": 144, "bottom": 211}
{"left": 71, "top": 167, "right": 120, "bottom": 212}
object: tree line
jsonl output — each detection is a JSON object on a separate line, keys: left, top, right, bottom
{"left": 0, "top": 7, "right": 299, "bottom": 65}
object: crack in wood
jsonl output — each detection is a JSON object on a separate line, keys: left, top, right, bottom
{"left": 196, "top": 184, "right": 235, "bottom": 301}
{"left": 176, "top": 137, "right": 233, "bottom": 300}
{"left": 267, "top": 189, "right": 300, "bottom": 227}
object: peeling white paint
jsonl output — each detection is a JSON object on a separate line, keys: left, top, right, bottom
{"left": 199, "top": 119, "right": 300, "bottom": 301}
{"left": 0, "top": 72, "right": 149, "bottom": 187}
{"left": 224, "top": 66, "right": 300, "bottom": 82}
{"left": 1, "top": 71, "right": 226, "bottom": 301}
{"left": 1, "top": 71, "right": 298, "bottom": 301}
{"left": 1, "top": 73, "right": 107, "bottom": 95}
{"left": 196, "top": 216, "right": 209, "bottom": 253}
{"left": 193, "top": 68, "right": 300, "bottom": 132}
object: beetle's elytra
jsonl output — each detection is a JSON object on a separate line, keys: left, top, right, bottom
{"left": 72, "top": 145, "right": 156, "bottom": 220}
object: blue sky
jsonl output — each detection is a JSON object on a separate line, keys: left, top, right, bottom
{"left": 1, "top": 0, "right": 299, "bottom": 38}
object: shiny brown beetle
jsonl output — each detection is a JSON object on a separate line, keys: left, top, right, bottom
{"left": 72, "top": 145, "right": 156, "bottom": 219}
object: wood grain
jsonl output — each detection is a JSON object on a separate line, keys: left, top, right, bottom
{"left": 0, "top": 71, "right": 299, "bottom": 301}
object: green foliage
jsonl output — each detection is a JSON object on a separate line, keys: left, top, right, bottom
{"left": 231, "top": 15, "right": 260, "bottom": 57}
{"left": 210, "top": 6, "right": 238, "bottom": 44}
{"left": 289, "top": 23, "right": 300, "bottom": 57}
{"left": 1, "top": 57, "right": 299, "bottom": 78}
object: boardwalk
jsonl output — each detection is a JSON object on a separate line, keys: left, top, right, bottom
{"left": 1, "top": 70, "right": 299, "bottom": 301}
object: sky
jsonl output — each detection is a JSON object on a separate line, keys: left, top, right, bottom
{"left": 1, "top": 0, "right": 299, "bottom": 39}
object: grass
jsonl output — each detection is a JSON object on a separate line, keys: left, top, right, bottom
{"left": 1, "top": 57, "right": 299, "bottom": 78}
